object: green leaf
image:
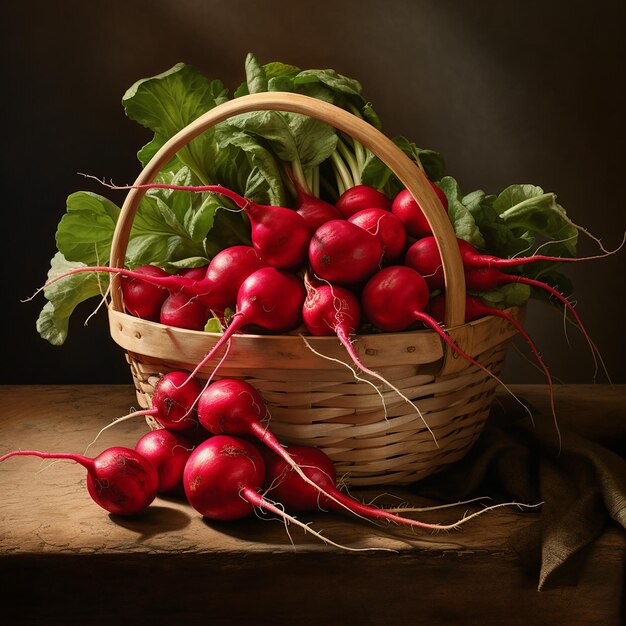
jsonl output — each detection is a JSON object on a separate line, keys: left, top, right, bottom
{"left": 204, "top": 316, "right": 224, "bottom": 333}
{"left": 215, "top": 130, "right": 286, "bottom": 206}
{"left": 217, "top": 109, "right": 337, "bottom": 178}
{"left": 476, "top": 283, "right": 531, "bottom": 309}
{"left": 494, "top": 185, "right": 578, "bottom": 256}
{"left": 361, "top": 137, "right": 445, "bottom": 197}
{"left": 55, "top": 192, "right": 120, "bottom": 265}
{"left": 436, "top": 176, "right": 486, "bottom": 249}
{"left": 36, "top": 253, "right": 109, "bottom": 345}
{"left": 122, "top": 63, "right": 230, "bottom": 183}
{"left": 462, "top": 189, "right": 529, "bottom": 258}
{"left": 264, "top": 61, "right": 301, "bottom": 80}
{"left": 294, "top": 69, "right": 363, "bottom": 97}
{"left": 244, "top": 52, "right": 268, "bottom": 94}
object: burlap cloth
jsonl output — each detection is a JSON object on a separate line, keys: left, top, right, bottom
{"left": 409, "top": 391, "right": 626, "bottom": 590}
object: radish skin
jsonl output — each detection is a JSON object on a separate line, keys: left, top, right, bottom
{"left": 135, "top": 429, "right": 195, "bottom": 494}
{"left": 348, "top": 208, "right": 406, "bottom": 264}
{"left": 185, "top": 267, "right": 307, "bottom": 381}
{"left": 309, "top": 220, "right": 383, "bottom": 286}
{"left": 0, "top": 447, "right": 158, "bottom": 515}
{"left": 335, "top": 185, "right": 392, "bottom": 218}
{"left": 183, "top": 435, "right": 388, "bottom": 551}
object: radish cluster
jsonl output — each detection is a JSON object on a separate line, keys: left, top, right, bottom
{"left": 2, "top": 371, "right": 514, "bottom": 549}
{"left": 44, "top": 179, "right": 598, "bottom": 419}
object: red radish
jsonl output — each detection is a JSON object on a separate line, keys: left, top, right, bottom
{"left": 263, "top": 445, "right": 507, "bottom": 531}
{"left": 196, "top": 378, "right": 343, "bottom": 497}
{"left": 348, "top": 208, "right": 406, "bottom": 264}
{"left": 185, "top": 267, "right": 307, "bottom": 381}
{"left": 404, "top": 236, "right": 447, "bottom": 289}
{"left": 121, "top": 264, "right": 170, "bottom": 321}
{"left": 40, "top": 245, "right": 268, "bottom": 320}
{"left": 184, "top": 435, "right": 265, "bottom": 520}
{"left": 391, "top": 185, "right": 448, "bottom": 239}
{"left": 302, "top": 282, "right": 362, "bottom": 339}
{"left": 203, "top": 245, "right": 268, "bottom": 308}
{"left": 335, "top": 184, "right": 392, "bottom": 218}
{"left": 289, "top": 173, "right": 343, "bottom": 231}
{"left": 0, "top": 447, "right": 158, "bottom": 515}
{"left": 135, "top": 429, "right": 195, "bottom": 493}
{"left": 361, "top": 266, "right": 526, "bottom": 406}
{"left": 301, "top": 281, "right": 431, "bottom": 431}
{"left": 86, "top": 371, "right": 205, "bottom": 450}
{"left": 183, "top": 435, "right": 378, "bottom": 551}
{"left": 145, "top": 371, "right": 204, "bottom": 431}
{"left": 406, "top": 236, "right": 611, "bottom": 290}
{"left": 178, "top": 266, "right": 209, "bottom": 280}
{"left": 159, "top": 291, "right": 209, "bottom": 330}
{"left": 196, "top": 376, "right": 398, "bottom": 513}
{"left": 456, "top": 238, "right": 590, "bottom": 269}
{"left": 361, "top": 266, "right": 430, "bottom": 332}
{"left": 109, "top": 182, "right": 311, "bottom": 270}
{"left": 196, "top": 378, "right": 270, "bottom": 440}
{"left": 301, "top": 281, "right": 376, "bottom": 382}
{"left": 309, "top": 220, "right": 383, "bottom": 285}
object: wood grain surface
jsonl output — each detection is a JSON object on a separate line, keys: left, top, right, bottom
{"left": 0, "top": 384, "right": 624, "bottom": 625}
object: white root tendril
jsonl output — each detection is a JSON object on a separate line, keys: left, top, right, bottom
{"left": 299, "top": 334, "right": 389, "bottom": 421}
{"left": 249, "top": 491, "right": 396, "bottom": 553}
{"left": 298, "top": 335, "right": 440, "bottom": 447}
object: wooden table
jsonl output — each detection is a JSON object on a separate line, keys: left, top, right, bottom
{"left": 1, "top": 384, "right": 624, "bottom": 625}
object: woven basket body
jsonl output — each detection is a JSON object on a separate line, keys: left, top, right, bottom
{"left": 107, "top": 92, "right": 523, "bottom": 486}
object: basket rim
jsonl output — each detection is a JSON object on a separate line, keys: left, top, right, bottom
{"left": 108, "top": 305, "right": 524, "bottom": 374}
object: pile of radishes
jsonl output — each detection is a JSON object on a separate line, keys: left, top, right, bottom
{"left": 2, "top": 369, "right": 534, "bottom": 549}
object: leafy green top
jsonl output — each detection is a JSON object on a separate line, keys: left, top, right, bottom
{"left": 38, "top": 53, "right": 578, "bottom": 344}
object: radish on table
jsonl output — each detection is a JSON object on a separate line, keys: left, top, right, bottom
{"left": 86, "top": 370, "right": 205, "bottom": 449}
{"left": 262, "top": 444, "right": 531, "bottom": 531}
{"left": 196, "top": 377, "right": 381, "bottom": 515}
{"left": 183, "top": 435, "right": 388, "bottom": 552}
{"left": 0, "top": 447, "right": 159, "bottom": 516}
{"left": 135, "top": 429, "right": 195, "bottom": 494}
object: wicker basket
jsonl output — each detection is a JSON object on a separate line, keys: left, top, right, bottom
{"left": 107, "top": 92, "right": 523, "bottom": 486}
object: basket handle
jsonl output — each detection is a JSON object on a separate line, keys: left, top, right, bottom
{"left": 109, "top": 91, "right": 467, "bottom": 327}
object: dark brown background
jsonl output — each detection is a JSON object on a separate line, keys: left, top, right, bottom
{"left": 2, "top": 0, "right": 624, "bottom": 384}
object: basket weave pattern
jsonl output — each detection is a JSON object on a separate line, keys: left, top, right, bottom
{"left": 120, "top": 330, "right": 513, "bottom": 486}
